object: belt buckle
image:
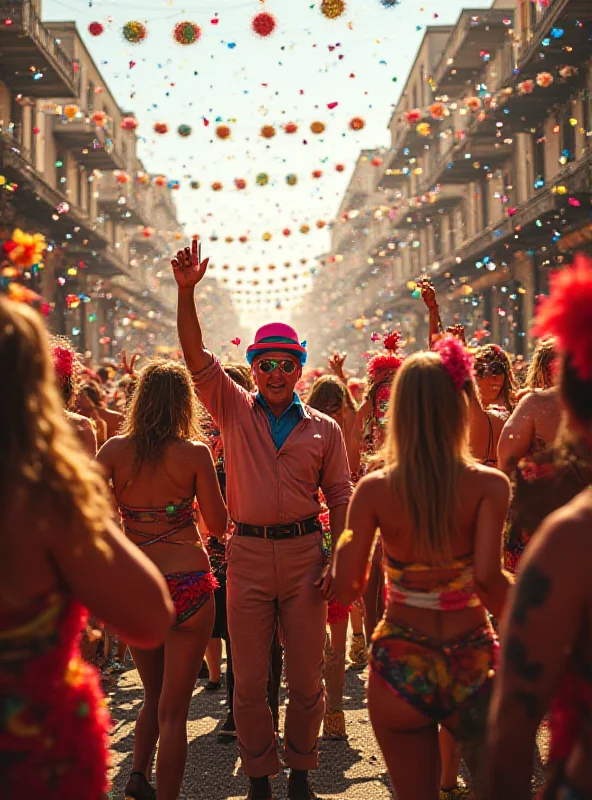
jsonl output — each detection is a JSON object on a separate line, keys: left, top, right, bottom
{"left": 274, "top": 525, "right": 291, "bottom": 540}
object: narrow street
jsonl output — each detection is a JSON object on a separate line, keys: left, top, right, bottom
{"left": 107, "top": 658, "right": 548, "bottom": 799}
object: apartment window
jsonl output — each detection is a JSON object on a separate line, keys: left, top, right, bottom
{"left": 420, "top": 65, "right": 426, "bottom": 106}
{"left": 55, "top": 149, "right": 67, "bottom": 188}
{"left": 10, "top": 95, "right": 23, "bottom": 144}
{"left": 480, "top": 180, "right": 490, "bottom": 228}
{"left": 87, "top": 80, "right": 95, "bottom": 113}
{"left": 532, "top": 128, "right": 545, "bottom": 188}
{"left": 561, "top": 107, "right": 576, "bottom": 163}
{"left": 583, "top": 90, "right": 591, "bottom": 151}
{"left": 412, "top": 85, "right": 418, "bottom": 111}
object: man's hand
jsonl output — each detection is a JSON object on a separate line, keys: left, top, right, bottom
{"left": 446, "top": 324, "right": 466, "bottom": 344}
{"left": 171, "top": 238, "right": 210, "bottom": 290}
{"left": 315, "top": 562, "right": 335, "bottom": 601}
{"left": 120, "top": 349, "right": 141, "bottom": 376}
{"left": 328, "top": 352, "right": 347, "bottom": 380}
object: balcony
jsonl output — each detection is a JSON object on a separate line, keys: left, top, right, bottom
{"left": 0, "top": 131, "right": 109, "bottom": 247}
{"left": 433, "top": 8, "right": 514, "bottom": 93}
{"left": 0, "top": 0, "right": 79, "bottom": 97}
{"left": 98, "top": 179, "right": 152, "bottom": 227}
{"left": 53, "top": 115, "right": 125, "bottom": 171}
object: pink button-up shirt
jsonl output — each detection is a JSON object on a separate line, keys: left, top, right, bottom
{"left": 192, "top": 355, "right": 352, "bottom": 526}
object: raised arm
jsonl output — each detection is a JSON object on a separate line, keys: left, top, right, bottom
{"left": 172, "top": 238, "right": 211, "bottom": 373}
{"left": 418, "top": 279, "right": 443, "bottom": 348}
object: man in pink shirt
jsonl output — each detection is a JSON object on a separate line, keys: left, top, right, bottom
{"left": 172, "top": 241, "right": 352, "bottom": 800}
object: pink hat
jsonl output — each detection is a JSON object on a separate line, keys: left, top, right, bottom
{"left": 246, "top": 322, "right": 307, "bottom": 364}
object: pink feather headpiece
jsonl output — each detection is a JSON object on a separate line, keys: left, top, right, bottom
{"left": 366, "top": 330, "right": 404, "bottom": 381}
{"left": 433, "top": 336, "right": 474, "bottom": 390}
{"left": 51, "top": 338, "right": 78, "bottom": 385}
{"left": 532, "top": 253, "right": 592, "bottom": 382}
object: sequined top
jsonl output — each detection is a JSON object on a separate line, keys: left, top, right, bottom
{"left": 386, "top": 553, "right": 482, "bottom": 611}
{"left": 118, "top": 498, "right": 196, "bottom": 546}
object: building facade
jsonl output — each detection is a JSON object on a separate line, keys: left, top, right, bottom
{"left": 294, "top": 0, "right": 591, "bottom": 368}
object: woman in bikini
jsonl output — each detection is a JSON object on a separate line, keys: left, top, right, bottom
{"left": 97, "top": 360, "right": 227, "bottom": 800}
{"left": 486, "top": 254, "right": 592, "bottom": 799}
{"left": 0, "top": 300, "right": 173, "bottom": 800}
{"left": 333, "top": 337, "right": 511, "bottom": 800}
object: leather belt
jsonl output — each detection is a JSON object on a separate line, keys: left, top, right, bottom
{"left": 234, "top": 516, "right": 321, "bottom": 540}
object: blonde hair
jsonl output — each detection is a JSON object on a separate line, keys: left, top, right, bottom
{"left": 525, "top": 337, "right": 557, "bottom": 390}
{"left": 384, "top": 351, "right": 474, "bottom": 564}
{"left": 0, "top": 299, "right": 112, "bottom": 544}
{"left": 122, "top": 359, "right": 205, "bottom": 471}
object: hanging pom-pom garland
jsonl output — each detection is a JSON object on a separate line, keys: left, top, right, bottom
{"left": 177, "top": 124, "right": 192, "bottom": 137}
{"left": 251, "top": 11, "right": 276, "bottom": 37}
{"left": 321, "top": 0, "right": 346, "bottom": 19}
{"left": 88, "top": 21, "right": 104, "bottom": 36}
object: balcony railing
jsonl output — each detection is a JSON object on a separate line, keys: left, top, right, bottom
{"left": 0, "top": 0, "right": 79, "bottom": 97}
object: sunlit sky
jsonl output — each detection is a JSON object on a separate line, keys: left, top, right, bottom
{"left": 43, "top": 0, "right": 492, "bottom": 330}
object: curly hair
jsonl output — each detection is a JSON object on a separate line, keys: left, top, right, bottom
{"left": 0, "top": 299, "right": 113, "bottom": 546}
{"left": 122, "top": 359, "right": 206, "bottom": 471}
{"left": 525, "top": 337, "right": 557, "bottom": 391}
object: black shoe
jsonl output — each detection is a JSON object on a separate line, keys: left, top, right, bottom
{"left": 217, "top": 712, "right": 237, "bottom": 743}
{"left": 205, "top": 678, "right": 223, "bottom": 691}
{"left": 124, "top": 771, "right": 156, "bottom": 800}
{"left": 288, "top": 770, "right": 317, "bottom": 800}
{"left": 198, "top": 660, "right": 209, "bottom": 680}
{"left": 246, "top": 776, "right": 273, "bottom": 799}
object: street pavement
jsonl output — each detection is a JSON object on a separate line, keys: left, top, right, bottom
{"left": 107, "top": 658, "right": 547, "bottom": 799}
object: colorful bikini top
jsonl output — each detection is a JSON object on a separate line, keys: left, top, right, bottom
{"left": 385, "top": 553, "right": 482, "bottom": 611}
{"left": 118, "top": 497, "right": 196, "bottom": 547}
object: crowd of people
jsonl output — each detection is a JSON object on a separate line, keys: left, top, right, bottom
{"left": 1, "top": 238, "right": 591, "bottom": 800}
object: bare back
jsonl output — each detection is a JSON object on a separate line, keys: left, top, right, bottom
{"left": 361, "top": 463, "right": 510, "bottom": 638}
{"left": 98, "top": 435, "right": 226, "bottom": 576}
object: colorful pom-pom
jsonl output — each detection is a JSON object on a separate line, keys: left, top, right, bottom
{"left": 321, "top": 0, "right": 346, "bottom": 19}
{"left": 173, "top": 21, "right": 201, "bottom": 45}
{"left": 349, "top": 116, "right": 365, "bottom": 131}
{"left": 88, "top": 22, "right": 104, "bottom": 36}
{"left": 252, "top": 11, "right": 276, "bottom": 37}
{"left": 122, "top": 21, "right": 147, "bottom": 44}
{"left": 177, "top": 124, "right": 192, "bottom": 137}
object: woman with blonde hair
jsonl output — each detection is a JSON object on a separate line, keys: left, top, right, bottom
{"left": 0, "top": 299, "right": 174, "bottom": 800}
{"left": 333, "top": 337, "right": 511, "bottom": 800}
{"left": 97, "top": 359, "right": 227, "bottom": 800}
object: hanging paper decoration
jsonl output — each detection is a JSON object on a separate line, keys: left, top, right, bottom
{"left": 261, "top": 125, "right": 276, "bottom": 139}
{"left": 66, "top": 294, "right": 80, "bottom": 309}
{"left": 63, "top": 104, "right": 79, "bottom": 121}
{"left": 405, "top": 108, "right": 421, "bottom": 124}
{"left": 286, "top": 174, "right": 298, "bottom": 185}
{"left": 371, "top": 156, "right": 383, "bottom": 167}
{"left": 92, "top": 110, "right": 107, "bottom": 126}
{"left": 115, "top": 171, "right": 130, "bottom": 184}
{"left": 416, "top": 122, "right": 431, "bottom": 137}
{"left": 234, "top": 178, "right": 247, "bottom": 190}
{"left": 312, "top": 170, "right": 322, "bottom": 179}
{"left": 517, "top": 79, "right": 535, "bottom": 95}
{"left": 212, "top": 182, "right": 223, "bottom": 191}
{"left": 282, "top": 229, "right": 291, "bottom": 237}
{"left": 335, "top": 163, "right": 345, "bottom": 172}
{"left": 300, "top": 225, "right": 310, "bottom": 234}
{"left": 239, "top": 235, "right": 248, "bottom": 243}
{"left": 284, "top": 122, "right": 298, "bottom": 134}
{"left": 122, "top": 21, "right": 147, "bottom": 44}
{"left": 251, "top": 11, "right": 276, "bottom": 37}
{"left": 225, "top": 236, "right": 233, "bottom": 243}
{"left": 154, "top": 175, "right": 167, "bottom": 187}
{"left": 379, "top": 0, "right": 401, "bottom": 7}
{"left": 536, "top": 71, "right": 554, "bottom": 88}
{"left": 316, "top": 220, "right": 326, "bottom": 229}
{"left": 177, "top": 124, "right": 192, "bottom": 137}
{"left": 2, "top": 228, "right": 46, "bottom": 269}
{"left": 120, "top": 116, "right": 138, "bottom": 131}
{"left": 190, "top": 181, "right": 200, "bottom": 189}
{"left": 262, "top": 232, "right": 272, "bottom": 241}
{"left": 216, "top": 124, "right": 231, "bottom": 140}
{"left": 321, "top": 0, "right": 346, "bottom": 19}
{"left": 88, "top": 22, "right": 104, "bottom": 36}
{"left": 464, "top": 96, "right": 482, "bottom": 112}
{"left": 256, "top": 173, "right": 269, "bottom": 186}
{"left": 349, "top": 116, "right": 365, "bottom": 131}
{"left": 154, "top": 122, "right": 168, "bottom": 134}
{"left": 311, "top": 121, "right": 326, "bottom": 134}
{"left": 429, "top": 102, "right": 446, "bottom": 120}
{"left": 559, "top": 65, "right": 577, "bottom": 79}
{"left": 173, "top": 21, "right": 201, "bottom": 45}
{"left": 137, "top": 173, "right": 151, "bottom": 185}
{"left": 168, "top": 180, "right": 180, "bottom": 190}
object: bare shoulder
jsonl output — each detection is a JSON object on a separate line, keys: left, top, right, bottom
{"left": 355, "top": 467, "right": 390, "bottom": 499}
{"left": 536, "top": 488, "right": 592, "bottom": 552}
{"left": 97, "top": 434, "right": 130, "bottom": 459}
{"left": 465, "top": 462, "right": 510, "bottom": 495}
{"left": 185, "top": 439, "right": 215, "bottom": 463}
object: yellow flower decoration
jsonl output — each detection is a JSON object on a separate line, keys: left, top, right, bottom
{"left": 7, "top": 228, "right": 46, "bottom": 269}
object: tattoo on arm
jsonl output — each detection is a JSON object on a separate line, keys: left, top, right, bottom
{"left": 511, "top": 564, "right": 551, "bottom": 626}
{"left": 513, "top": 690, "right": 540, "bottom": 720}
{"left": 506, "top": 637, "right": 543, "bottom": 683}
